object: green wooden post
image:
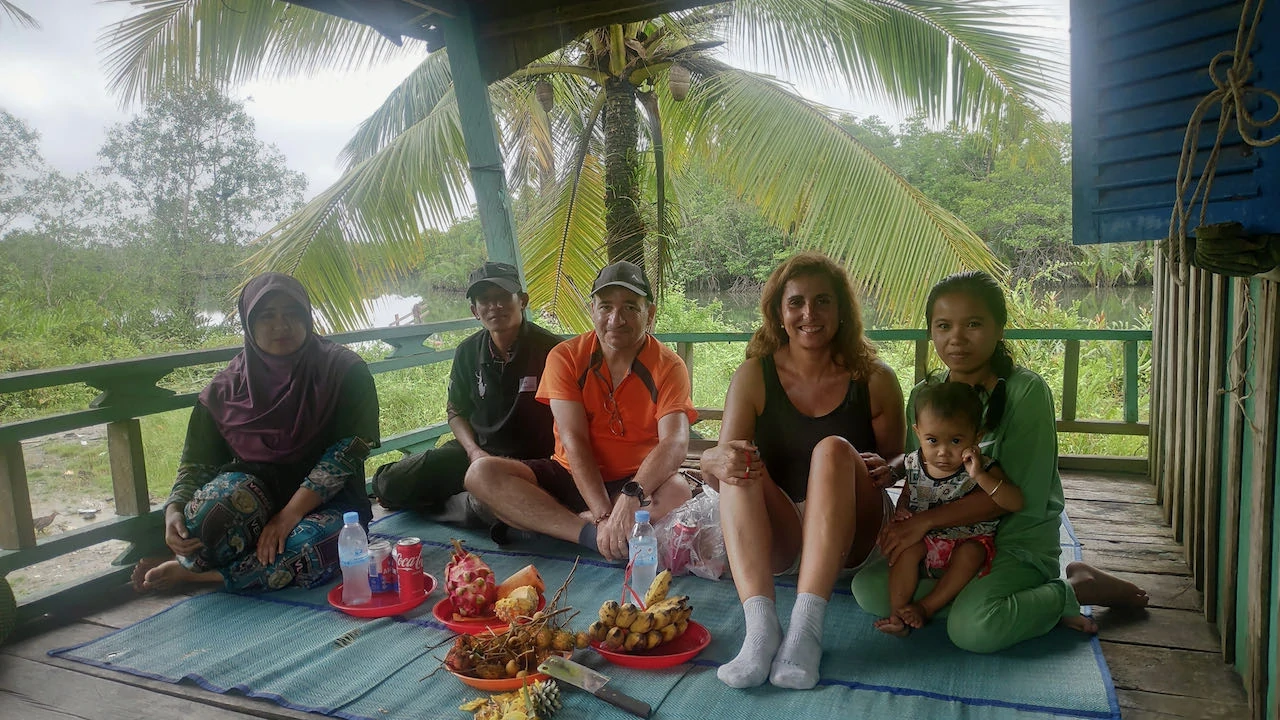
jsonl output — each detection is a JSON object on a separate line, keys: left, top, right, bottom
{"left": 914, "top": 339, "right": 929, "bottom": 385}
{"left": 1124, "top": 340, "right": 1140, "bottom": 423}
{"left": 1062, "top": 339, "right": 1080, "bottom": 422}
{"left": 440, "top": 8, "right": 526, "bottom": 280}
{"left": 0, "top": 441, "right": 35, "bottom": 550}
{"left": 675, "top": 341, "right": 695, "bottom": 396}
{"left": 107, "top": 420, "right": 151, "bottom": 516}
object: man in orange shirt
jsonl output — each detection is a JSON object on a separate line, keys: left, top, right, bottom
{"left": 466, "top": 261, "right": 696, "bottom": 560}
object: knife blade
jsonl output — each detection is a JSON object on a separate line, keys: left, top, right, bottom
{"left": 537, "top": 655, "right": 651, "bottom": 718}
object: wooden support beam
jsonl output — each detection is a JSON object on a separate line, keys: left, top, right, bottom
{"left": 1151, "top": 252, "right": 1165, "bottom": 495}
{"left": 676, "top": 341, "right": 694, "bottom": 394}
{"left": 1202, "top": 273, "right": 1227, "bottom": 623}
{"left": 1188, "top": 268, "right": 1207, "bottom": 578}
{"left": 1221, "top": 277, "right": 1248, "bottom": 661}
{"left": 107, "top": 420, "right": 151, "bottom": 517}
{"left": 1062, "top": 339, "right": 1080, "bottom": 421}
{"left": 439, "top": 8, "right": 525, "bottom": 275}
{"left": 1244, "top": 280, "right": 1277, "bottom": 719}
{"left": 1170, "top": 272, "right": 1185, "bottom": 534}
{"left": 0, "top": 441, "right": 35, "bottom": 550}
{"left": 913, "top": 339, "right": 929, "bottom": 386}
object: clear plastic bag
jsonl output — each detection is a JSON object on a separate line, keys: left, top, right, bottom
{"left": 655, "top": 485, "right": 727, "bottom": 580}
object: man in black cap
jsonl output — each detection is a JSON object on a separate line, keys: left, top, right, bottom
{"left": 466, "top": 261, "right": 696, "bottom": 560}
{"left": 371, "top": 262, "right": 562, "bottom": 519}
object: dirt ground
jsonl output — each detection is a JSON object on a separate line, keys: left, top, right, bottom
{"left": 8, "top": 426, "right": 155, "bottom": 601}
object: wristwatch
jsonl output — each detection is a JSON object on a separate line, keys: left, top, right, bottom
{"left": 620, "top": 480, "right": 651, "bottom": 507}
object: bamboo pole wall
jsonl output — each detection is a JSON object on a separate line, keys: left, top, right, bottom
{"left": 1152, "top": 253, "right": 1279, "bottom": 719}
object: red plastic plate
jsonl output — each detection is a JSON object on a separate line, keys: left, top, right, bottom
{"left": 448, "top": 668, "right": 553, "bottom": 691}
{"left": 327, "top": 573, "right": 436, "bottom": 618}
{"left": 590, "top": 620, "right": 711, "bottom": 669}
{"left": 431, "top": 594, "right": 546, "bottom": 635}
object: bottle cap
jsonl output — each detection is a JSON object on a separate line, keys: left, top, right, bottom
{"left": 343, "top": 511, "right": 360, "bottom": 525}
{"left": 634, "top": 510, "right": 650, "bottom": 523}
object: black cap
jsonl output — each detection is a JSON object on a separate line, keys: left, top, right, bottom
{"left": 466, "top": 262, "right": 523, "bottom": 298}
{"left": 590, "top": 261, "right": 652, "bottom": 300}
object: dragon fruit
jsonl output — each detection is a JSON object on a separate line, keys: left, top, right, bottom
{"left": 446, "top": 539, "right": 498, "bottom": 617}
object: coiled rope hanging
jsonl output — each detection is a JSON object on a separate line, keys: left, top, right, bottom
{"left": 1167, "top": 0, "right": 1280, "bottom": 283}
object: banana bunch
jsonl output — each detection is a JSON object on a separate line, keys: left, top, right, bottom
{"left": 587, "top": 571, "right": 694, "bottom": 652}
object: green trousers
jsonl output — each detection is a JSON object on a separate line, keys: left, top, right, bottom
{"left": 850, "top": 548, "right": 1081, "bottom": 653}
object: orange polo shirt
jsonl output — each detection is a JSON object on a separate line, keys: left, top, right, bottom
{"left": 537, "top": 332, "right": 697, "bottom": 482}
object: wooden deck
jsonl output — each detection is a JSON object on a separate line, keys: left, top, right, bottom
{"left": 0, "top": 470, "right": 1251, "bottom": 719}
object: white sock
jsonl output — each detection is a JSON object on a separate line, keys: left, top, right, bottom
{"left": 770, "top": 592, "right": 827, "bottom": 689}
{"left": 717, "top": 595, "right": 781, "bottom": 688}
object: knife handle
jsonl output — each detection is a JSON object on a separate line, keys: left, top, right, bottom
{"left": 595, "top": 686, "right": 651, "bottom": 718}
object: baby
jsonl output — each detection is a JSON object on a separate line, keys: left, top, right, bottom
{"left": 875, "top": 381, "right": 1023, "bottom": 636}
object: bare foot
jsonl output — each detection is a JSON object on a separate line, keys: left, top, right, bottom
{"left": 1067, "top": 562, "right": 1150, "bottom": 608}
{"left": 1060, "top": 613, "right": 1099, "bottom": 634}
{"left": 874, "top": 613, "right": 911, "bottom": 637}
{"left": 898, "top": 602, "right": 930, "bottom": 629}
{"left": 139, "top": 560, "right": 220, "bottom": 592}
{"left": 131, "top": 556, "right": 171, "bottom": 592}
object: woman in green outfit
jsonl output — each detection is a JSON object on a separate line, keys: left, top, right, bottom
{"left": 850, "top": 270, "right": 1149, "bottom": 652}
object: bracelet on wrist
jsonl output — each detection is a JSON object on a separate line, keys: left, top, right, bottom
{"left": 594, "top": 511, "right": 611, "bottom": 525}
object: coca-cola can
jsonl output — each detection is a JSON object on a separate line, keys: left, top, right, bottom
{"left": 394, "top": 537, "right": 424, "bottom": 600}
{"left": 367, "top": 540, "right": 397, "bottom": 593}
{"left": 669, "top": 522, "right": 696, "bottom": 574}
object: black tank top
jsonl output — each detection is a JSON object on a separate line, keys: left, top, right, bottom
{"left": 754, "top": 354, "right": 876, "bottom": 502}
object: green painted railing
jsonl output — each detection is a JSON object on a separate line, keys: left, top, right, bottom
{"left": 0, "top": 323, "right": 1150, "bottom": 628}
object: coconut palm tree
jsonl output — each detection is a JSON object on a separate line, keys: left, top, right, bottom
{"left": 100, "top": 0, "right": 1065, "bottom": 330}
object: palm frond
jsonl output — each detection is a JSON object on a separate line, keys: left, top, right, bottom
{"left": 728, "top": 0, "right": 1065, "bottom": 127}
{"left": 664, "top": 59, "right": 1004, "bottom": 324}
{"left": 99, "top": 0, "right": 416, "bottom": 106}
{"left": 340, "top": 50, "right": 453, "bottom": 167}
{"left": 519, "top": 99, "right": 608, "bottom": 331}
{"left": 239, "top": 91, "right": 471, "bottom": 329}
{"left": 1, "top": 1, "right": 39, "bottom": 28}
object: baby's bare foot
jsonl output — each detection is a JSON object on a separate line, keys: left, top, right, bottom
{"left": 874, "top": 613, "right": 910, "bottom": 637}
{"left": 899, "top": 602, "right": 930, "bottom": 629}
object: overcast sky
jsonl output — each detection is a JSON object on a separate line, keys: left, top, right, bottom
{"left": 0, "top": 0, "right": 1068, "bottom": 202}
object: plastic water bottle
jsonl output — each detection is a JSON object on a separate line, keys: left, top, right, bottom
{"left": 629, "top": 510, "right": 659, "bottom": 599}
{"left": 337, "top": 511, "right": 371, "bottom": 605}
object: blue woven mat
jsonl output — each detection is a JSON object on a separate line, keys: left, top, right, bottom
{"left": 51, "top": 512, "right": 1119, "bottom": 719}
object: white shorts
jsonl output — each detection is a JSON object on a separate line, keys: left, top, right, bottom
{"left": 775, "top": 488, "right": 894, "bottom": 576}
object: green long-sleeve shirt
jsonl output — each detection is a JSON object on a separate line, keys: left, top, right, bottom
{"left": 907, "top": 366, "right": 1064, "bottom": 577}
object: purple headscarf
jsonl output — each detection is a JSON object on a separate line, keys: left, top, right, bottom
{"left": 199, "top": 273, "right": 362, "bottom": 464}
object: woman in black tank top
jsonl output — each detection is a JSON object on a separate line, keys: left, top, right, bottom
{"left": 700, "top": 253, "right": 906, "bottom": 690}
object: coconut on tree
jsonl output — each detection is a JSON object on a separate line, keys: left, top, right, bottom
{"left": 99, "top": 0, "right": 1065, "bottom": 329}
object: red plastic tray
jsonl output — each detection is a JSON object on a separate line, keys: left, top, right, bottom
{"left": 590, "top": 620, "right": 711, "bottom": 669}
{"left": 327, "top": 573, "right": 436, "bottom": 618}
{"left": 431, "top": 594, "right": 546, "bottom": 635}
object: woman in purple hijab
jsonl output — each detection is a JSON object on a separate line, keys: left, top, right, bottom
{"left": 134, "top": 273, "right": 380, "bottom": 592}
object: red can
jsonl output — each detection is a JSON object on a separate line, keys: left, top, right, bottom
{"left": 668, "top": 522, "right": 696, "bottom": 574}
{"left": 394, "top": 537, "right": 424, "bottom": 600}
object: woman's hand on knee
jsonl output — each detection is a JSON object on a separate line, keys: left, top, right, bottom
{"left": 163, "top": 506, "right": 203, "bottom": 557}
{"left": 256, "top": 511, "right": 300, "bottom": 565}
{"left": 702, "top": 440, "right": 761, "bottom": 487}
{"left": 859, "top": 452, "right": 895, "bottom": 488}
{"left": 878, "top": 515, "right": 928, "bottom": 566}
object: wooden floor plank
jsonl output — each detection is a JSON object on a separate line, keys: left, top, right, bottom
{"left": 2, "top": 623, "right": 319, "bottom": 720}
{"left": 1082, "top": 548, "right": 1192, "bottom": 577}
{"left": 1068, "top": 518, "right": 1176, "bottom": 545}
{"left": 1116, "top": 689, "right": 1250, "bottom": 719}
{"left": 1101, "top": 642, "right": 1248, "bottom": 703}
{"left": 1062, "top": 481, "right": 1159, "bottom": 505}
{"left": 1094, "top": 607, "right": 1221, "bottom": 652}
{"left": 1065, "top": 501, "right": 1168, "bottom": 526}
{"left": 1100, "top": 571, "right": 1203, "bottom": 612}
{"left": 0, "top": 654, "right": 259, "bottom": 719}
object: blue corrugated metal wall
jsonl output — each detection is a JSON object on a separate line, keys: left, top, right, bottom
{"left": 1071, "top": 0, "right": 1280, "bottom": 245}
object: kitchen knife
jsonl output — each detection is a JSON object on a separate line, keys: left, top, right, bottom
{"left": 537, "top": 655, "right": 651, "bottom": 718}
